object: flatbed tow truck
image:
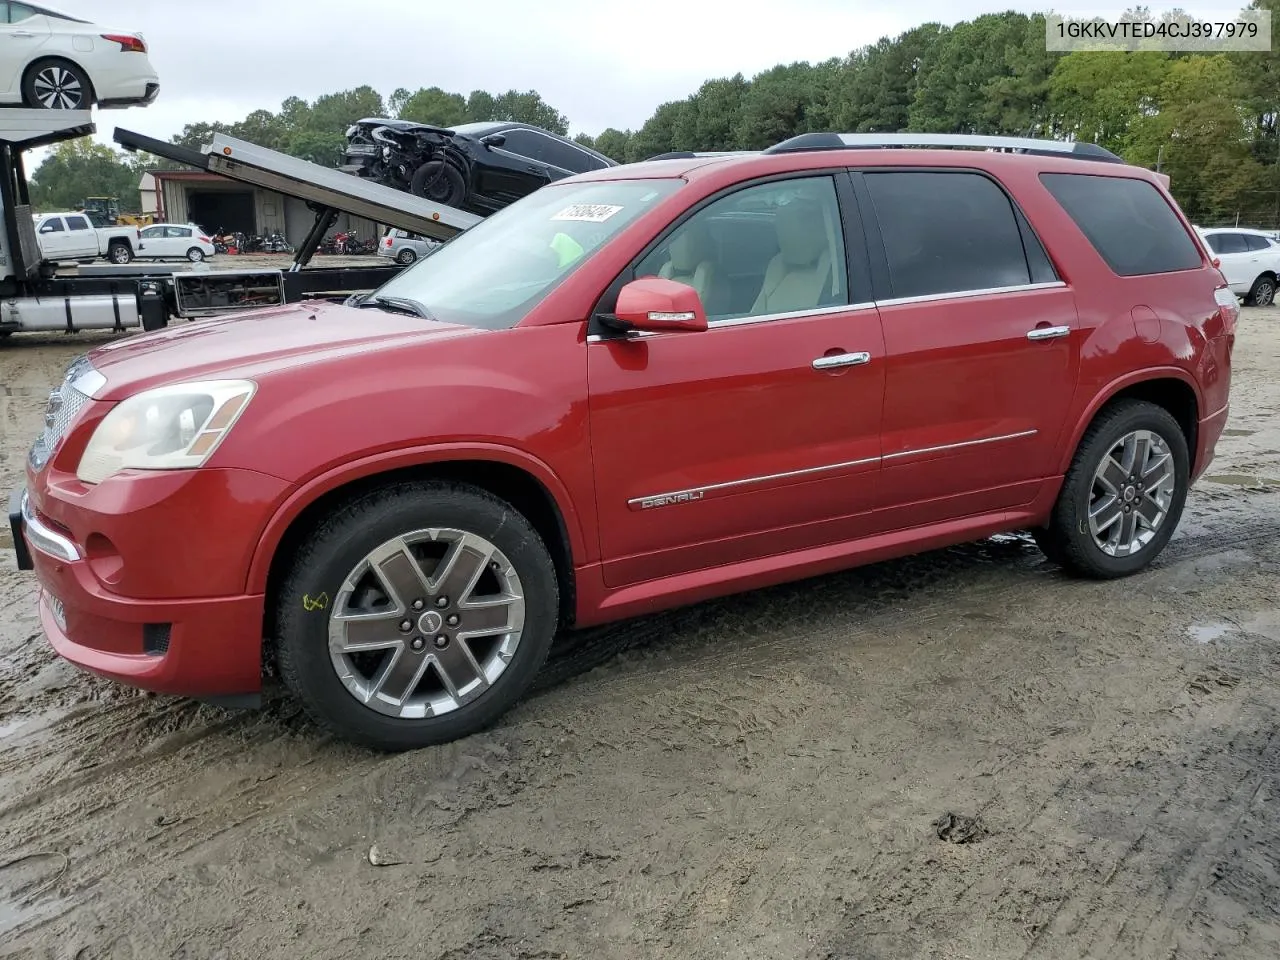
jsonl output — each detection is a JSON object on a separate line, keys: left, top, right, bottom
{"left": 1, "top": 110, "right": 481, "bottom": 338}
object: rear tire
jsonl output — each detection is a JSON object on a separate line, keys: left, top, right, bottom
{"left": 22, "top": 58, "right": 93, "bottom": 110}
{"left": 1034, "top": 399, "right": 1189, "bottom": 579}
{"left": 275, "top": 481, "right": 560, "bottom": 751}
{"left": 410, "top": 161, "right": 466, "bottom": 206}
{"left": 107, "top": 242, "right": 132, "bottom": 265}
{"left": 1247, "top": 274, "right": 1276, "bottom": 307}
{"left": 396, "top": 248, "right": 418, "bottom": 265}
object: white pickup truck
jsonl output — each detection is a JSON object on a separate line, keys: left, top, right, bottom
{"left": 33, "top": 211, "right": 142, "bottom": 265}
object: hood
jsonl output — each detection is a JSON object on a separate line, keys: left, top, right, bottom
{"left": 85, "top": 300, "right": 481, "bottom": 400}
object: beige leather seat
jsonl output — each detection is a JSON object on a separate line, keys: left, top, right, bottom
{"left": 659, "top": 220, "right": 715, "bottom": 305}
{"left": 750, "top": 198, "right": 835, "bottom": 315}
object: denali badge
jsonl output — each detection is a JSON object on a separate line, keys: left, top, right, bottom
{"left": 639, "top": 490, "right": 705, "bottom": 509}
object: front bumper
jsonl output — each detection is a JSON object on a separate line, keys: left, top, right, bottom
{"left": 11, "top": 467, "right": 289, "bottom": 699}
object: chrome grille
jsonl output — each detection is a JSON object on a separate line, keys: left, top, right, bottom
{"left": 28, "top": 355, "right": 99, "bottom": 472}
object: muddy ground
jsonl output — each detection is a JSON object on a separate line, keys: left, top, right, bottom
{"left": 1, "top": 310, "right": 1279, "bottom": 960}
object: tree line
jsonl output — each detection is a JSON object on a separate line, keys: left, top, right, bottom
{"left": 31, "top": 2, "right": 1280, "bottom": 227}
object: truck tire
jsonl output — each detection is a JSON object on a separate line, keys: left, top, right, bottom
{"left": 108, "top": 242, "right": 133, "bottom": 265}
{"left": 22, "top": 58, "right": 93, "bottom": 110}
{"left": 274, "top": 480, "right": 560, "bottom": 751}
{"left": 1033, "top": 399, "right": 1189, "bottom": 579}
{"left": 410, "top": 161, "right": 466, "bottom": 207}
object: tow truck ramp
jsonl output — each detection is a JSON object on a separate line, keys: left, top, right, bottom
{"left": 107, "top": 126, "right": 484, "bottom": 316}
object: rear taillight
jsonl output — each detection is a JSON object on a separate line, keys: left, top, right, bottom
{"left": 385, "top": 237, "right": 393, "bottom": 247}
{"left": 198, "top": 236, "right": 211, "bottom": 243}
{"left": 1214, "top": 284, "right": 1239, "bottom": 334}
{"left": 102, "top": 34, "right": 146, "bottom": 53}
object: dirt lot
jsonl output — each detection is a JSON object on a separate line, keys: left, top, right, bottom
{"left": 1, "top": 309, "right": 1279, "bottom": 960}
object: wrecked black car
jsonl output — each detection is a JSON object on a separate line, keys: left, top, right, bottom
{"left": 342, "top": 119, "right": 616, "bottom": 215}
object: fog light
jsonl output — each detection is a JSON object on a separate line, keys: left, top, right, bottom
{"left": 44, "top": 591, "right": 66, "bottom": 632}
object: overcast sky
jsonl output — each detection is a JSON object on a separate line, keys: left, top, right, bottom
{"left": 40, "top": 0, "right": 1260, "bottom": 149}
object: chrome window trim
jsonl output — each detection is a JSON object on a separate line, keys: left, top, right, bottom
{"left": 627, "top": 429, "right": 1038, "bottom": 508}
{"left": 20, "top": 490, "right": 81, "bottom": 563}
{"left": 875, "top": 280, "right": 1066, "bottom": 309}
{"left": 586, "top": 302, "right": 878, "bottom": 342}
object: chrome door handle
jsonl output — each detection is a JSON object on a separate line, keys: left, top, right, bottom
{"left": 11, "top": 32, "right": 36, "bottom": 38}
{"left": 1026, "top": 325, "right": 1070, "bottom": 341}
{"left": 812, "top": 351, "right": 871, "bottom": 370}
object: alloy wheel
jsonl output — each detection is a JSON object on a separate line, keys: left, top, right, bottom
{"left": 1088, "top": 429, "right": 1176, "bottom": 558}
{"left": 327, "top": 528, "right": 526, "bottom": 719}
{"left": 33, "top": 67, "right": 84, "bottom": 109}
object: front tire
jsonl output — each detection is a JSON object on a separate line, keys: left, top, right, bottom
{"left": 1034, "top": 399, "right": 1189, "bottom": 579}
{"left": 396, "top": 248, "right": 417, "bottom": 265}
{"left": 275, "top": 481, "right": 560, "bottom": 751}
{"left": 410, "top": 161, "right": 466, "bottom": 206}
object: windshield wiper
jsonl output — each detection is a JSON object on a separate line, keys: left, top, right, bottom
{"left": 356, "top": 294, "right": 434, "bottom": 320}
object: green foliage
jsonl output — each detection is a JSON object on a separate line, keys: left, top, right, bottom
{"left": 29, "top": 140, "right": 147, "bottom": 213}
{"left": 29, "top": 8, "right": 1280, "bottom": 227}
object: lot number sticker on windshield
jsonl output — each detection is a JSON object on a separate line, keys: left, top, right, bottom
{"left": 551, "top": 204, "right": 623, "bottom": 223}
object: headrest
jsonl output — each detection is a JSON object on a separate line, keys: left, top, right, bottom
{"left": 775, "top": 198, "right": 827, "bottom": 267}
{"left": 669, "top": 220, "right": 711, "bottom": 272}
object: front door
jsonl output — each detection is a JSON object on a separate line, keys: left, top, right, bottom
{"left": 856, "top": 168, "right": 1081, "bottom": 526}
{"left": 0, "top": 4, "right": 51, "bottom": 98}
{"left": 36, "top": 216, "right": 72, "bottom": 259}
{"left": 588, "top": 174, "right": 886, "bottom": 587}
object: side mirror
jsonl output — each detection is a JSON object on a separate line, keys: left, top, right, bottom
{"left": 607, "top": 277, "right": 708, "bottom": 335}
{"left": 480, "top": 133, "right": 506, "bottom": 148}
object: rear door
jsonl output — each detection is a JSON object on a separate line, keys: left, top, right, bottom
{"left": 63, "top": 214, "right": 99, "bottom": 258}
{"left": 1203, "top": 232, "right": 1254, "bottom": 293}
{"left": 139, "top": 225, "right": 166, "bottom": 257}
{"left": 165, "top": 225, "right": 194, "bottom": 255}
{"left": 854, "top": 168, "right": 1080, "bottom": 527}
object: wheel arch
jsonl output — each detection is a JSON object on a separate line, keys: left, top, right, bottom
{"left": 22, "top": 55, "right": 96, "bottom": 106}
{"left": 1059, "top": 369, "right": 1202, "bottom": 475}
{"left": 252, "top": 449, "right": 583, "bottom": 639}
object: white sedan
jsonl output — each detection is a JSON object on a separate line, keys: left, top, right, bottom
{"left": 138, "top": 223, "right": 216, "bottom": 262}
{"left": 0, "top": 3, "right": 159, "bottom": 110}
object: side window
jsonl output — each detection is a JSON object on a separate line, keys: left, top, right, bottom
{"left": 497, "top": 129, "right": 542, "bottom": 162}
{"left": 165, "top": 226, "right": 191, "bottom": 238}
{"left": 140, "top": 226, "right": 162, "bottom": 239}
{"left": 540, "top": 138, "right": 595, "bottom": 173}
{"left": 8, "top": 3, "right": 38, "bottom": 23}
{"left": 1213, "top": 233, "right": 1249, "bottom": 254}
{"left": 635, "top": 175, "right": 851, "bottom": 321}
{"left": 1040, "top": 173, "right": 1202, "bottom": 276}
{"left": 864, "top": 171, "right": 1036, "bottom": 299}
{"left": 39, "top": 218, "right": 64, "bottom": 233}
{"left": 1244, "top": 234, "right": 1272, "bottom": 252}
{"left": 67, "top": 216, "right": 91, "bottom": 231}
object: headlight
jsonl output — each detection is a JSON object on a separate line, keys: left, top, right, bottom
{"left": 76, "top": 380, "right": 256, "bottom": 484}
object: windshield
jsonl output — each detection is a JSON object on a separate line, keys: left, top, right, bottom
{"left": 368, "top": 178, "right": 682, "bottom": 329}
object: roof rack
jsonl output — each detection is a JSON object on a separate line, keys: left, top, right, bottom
{"left": 764, "top": 132, "right": 1124, "bottom": 164}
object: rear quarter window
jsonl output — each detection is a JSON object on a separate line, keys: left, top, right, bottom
{"left": 1039, "top": 173, "right": 1202, "bottom": 277}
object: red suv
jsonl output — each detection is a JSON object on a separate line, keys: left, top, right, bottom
{"left": 9, "top": 133, "right": 1236, "bottom": 751}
